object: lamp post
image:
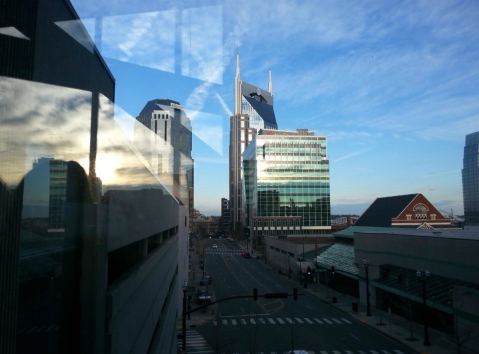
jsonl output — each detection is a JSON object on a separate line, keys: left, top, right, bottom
{"left": 182, "top": 280, "right": 188, "bottom": 353}
{"left": 417, "top": 270, "right": 431, "bottom": 346}
{"left": 363, "top": 259, "right": 371, "bottom": 316}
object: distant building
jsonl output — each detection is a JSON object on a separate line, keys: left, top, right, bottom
{"left": 229, "top": 52, "right": 277, "bottom": 231}
{"left": 462, "top": 131, "right": 479, "bottom": 226}
{"left": 354, "top": 193, "right": 452, "bottom": 229}
{"left": 243, "top": 128, "right": 331, "bottom": 246}
{"left": 220, "top": 198, "right": 230, "bottom": 234}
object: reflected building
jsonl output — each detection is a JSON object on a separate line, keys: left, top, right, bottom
{"left": 229, "top": 52, "right": 277, "bottom": 231}
{"left": 1, "top": 1, "right": 187, "bottom": 354}
{"left": 135, "top": 98, "right": 194, "bottom": 231}
{"left": 243, "top": 128, "right": 331, "bottom": 246}
{"left": 462, "top": 131, "right": 479, "bottom": 226}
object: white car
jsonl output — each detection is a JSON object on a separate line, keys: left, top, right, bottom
{"left": 212, "top": 244, "right": 217, "bottom": 249}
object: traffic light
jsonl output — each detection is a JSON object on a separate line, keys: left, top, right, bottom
{"left": 331, "top": 266, "right": 335, "bottom": 274}
{"left": 293, "top": 287, "right": 298, "bottom": 301}
{"left": 307, "top": 266, "right": 311, "bottom": 275}
{"left": 253, "top": 288, "right": 258, "bottom": 301}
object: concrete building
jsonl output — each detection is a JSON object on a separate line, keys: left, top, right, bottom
{"left": 354, "top": 229, "right": 479, "bottom": 353}
{"left": 1, "top": 2, "right": 188, "bottom": 353}
{"left": 462, "top": 131, "right": 479, "bottom": 226}
{"left": 243, "top": 128, "right": 331, "bottom": 246}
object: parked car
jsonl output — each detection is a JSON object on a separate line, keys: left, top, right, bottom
{"left": 199, "top": 276, "right": 212, "bottom": 286}
{"left": 212, "top": 244, "right": 217, "bottom": 249}
{"left": 196, "top": 291, "right": 211, "bottom": 304}
{"left": 244, "top": 252, "right": 251, "bottom": 258}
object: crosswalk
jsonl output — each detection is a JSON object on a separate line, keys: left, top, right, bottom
{"left": 177, "top": 329, "right": 214, "bottom": 353}
{"left": 215, "top": 317, "right": 353, "bottom": 326}
{"left": 205, "top": 250, "right": 244, "bottom": 255}
{"left": 18, "top": 325, "right": 59, "bottom": 334}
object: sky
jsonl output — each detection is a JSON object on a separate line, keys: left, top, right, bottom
{"left": 70, "top": 0, "right": 479, "bottom": 217}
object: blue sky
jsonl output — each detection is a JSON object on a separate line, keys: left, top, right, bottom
{"left": 72, "top": 0, "right": 479, "bottom": 216}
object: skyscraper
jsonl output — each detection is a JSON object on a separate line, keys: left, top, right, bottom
{"left": 462, "top": 131, "right": 479, "bottom": 225}
{"left": 243, "top": 128, "right": 331, "bottom": 245}
{"left": 229, "top": 52, "right": 278, "bottom": 230}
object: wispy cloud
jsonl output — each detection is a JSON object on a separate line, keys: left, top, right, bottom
{"left": 334, "top": 148, "right": 373, "bottom": 162}
{"left": 215, "top": 93, "right": 232, "bottom": 117}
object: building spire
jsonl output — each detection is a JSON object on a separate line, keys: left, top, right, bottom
{"left": 236, "top": 45, "right": 240, "bottom": 78}
{"left": 268, "top": 63, "right": 273, "bottom": 95}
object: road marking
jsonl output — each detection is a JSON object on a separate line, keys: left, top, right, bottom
{"left": 307, "top": 305, "right": 313, "bottom": 309}
{"left": 320, "top": 351, "right": 328, "bottom": 354}
{"left": 26, "top": 327, "right": 37, "bottom": 334}
{"left": 370, "top": 351, "right": 380, "bottom": 354}
{"left": 304, "top": 318, "right": 314, "bottom": 324}
{"left": 381, "top": 351, "right": 393, "bottom": 354}
{"left": 276, "top": 318, "right": 285, "bottom": 324}
{"left": 295, "top": 318, "right": 304, "bottom": 323}
{"left": 259, "top": 318, "right": 266, "bottom": 324}
{"left": 250, "top": 318, "right": 256, "bottom": 324}
{"left": 231, "top": 319, "right": 237, "bottom": 325}
{"left": 267, "top": 318, "right": 276, "bottom": 324}
{"left": 240, "top": 307, "right": 244, "bottom": 312}
{"left": 341, "top": 318, "right": 353, "bottom": 324}
{"left": 241, "top": 319, "right": 247, "bottom": 325}
{"left": 285, "top": 318, "right": 294, "bottom": 324}
{"left": 45, "top": 325, "right": 56, "bottom": 332}
{"left": 349, "top": 333, "right": 360, "bottom": 341}
{"left": 332, "top": 318, "right": 342, "bottom": 324}
{"left": 358, "top": 351, "right": 367, "bottom": 354}
{"left": 322, "top": 318, "right": 333, "bottom": 324}
{"left": 313, "top": 318, "right": 323, "bottom": 324}
{"left": 333, "top": 351, "right": 341, "bottom": 354}
{"left": 393, "top": 351, "right": 405, "bottom": 354}
{"left": 222, "top": 320, "right": 227, "bottom": 325}
{"left": 346, "top": 351, "right": 355, "bottom": 354}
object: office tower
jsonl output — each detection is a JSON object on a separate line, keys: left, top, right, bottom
{"left": 229, "top": 52, "right": 278, "bottom": 230}
{"left": 135, "top": 99, "right": 194, "bottom": 206}
{"left": 243, "top": 129, "right": 331, "bottom": 245}
{"left": 462, "top": 131, "right": 479, "bottom": 225}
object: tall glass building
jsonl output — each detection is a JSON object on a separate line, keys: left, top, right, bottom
{"left": 462, "top": 131, "right": 479, "bottom": 225}
{"left": 229, "top": 53, "right": 277, "bottom": 230}
{"left": 243, "top": 129, "right": 331, "bottom": 245}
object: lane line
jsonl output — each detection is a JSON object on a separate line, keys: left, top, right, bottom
{"left": 349, "top": 333, "right": 360, "bottom": 341}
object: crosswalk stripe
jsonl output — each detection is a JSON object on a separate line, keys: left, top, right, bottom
{"left": 346, "top": 351, "right": 355, "bottom": 354}
{"left": 370, "top": 351, "right": 380, "bottom": 354}
{"left": 267, "top": 318, "right": 276, "bottom": 324}
{"left": 295, "top": 318, "right": 304, "bottom": 323}
{"left": 277, "top": 318, "right": 285, "bottom": 324}
{"left": 322, "top": 318, "right": 333, "bottom": 324}
{"left": 46, "top": 325, "right": 55, "bottom": 332}
{"left": 286, "top": 318, "right": 294, "bottom": 324}
{"left": 358, "top": 351, "right": 367, "bottom": 354}
{"left": 320, "top": 351, "right": 328, "bottom": 354}
{"left": 250, "top": 318, "right": 256, "bottom": 324}
{"left": 332, "top": 318, "right": 342, "bottom": 324}
{"left": 232, "top": 319, "right": 237, "bottom": 325}
{"left": 314, "top": 318, "right": 323, "bottom": 324}
{"left": 381, "top": 351, "right": 393, "bottom": 354}
{"left": 393, "top": 351, "right": 405, "bottom": 354}
{"left": 26, "top": 327, "right": 37, "bottom": 334}
{"left": 222, "top": 320, "right": 227, "bottom": 325}
{"left": 241, "top": 319, "right": 247, "bottom": 325}
{"left": 333, "top": 351, "right": 342, "bottom": 354}
{"left": 304, "top": 318, "right": 313, "bottom": 324}
{"left": 259, "top": 318, "right": 266, "bottom": 324}
{"left": 341, "top": 318, "right": 352, "bottom": 324}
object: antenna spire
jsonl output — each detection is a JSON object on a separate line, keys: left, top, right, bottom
{"left": 268, "top": 63, "right": 273, "bottom": 94}
{"left": 236, "top": 45, "right": 240, "bottom": 78}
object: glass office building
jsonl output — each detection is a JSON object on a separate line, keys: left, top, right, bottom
{"left": 462, "top": 131, "right": 479, "bottom": 225}
{"left": 243, "top": 129, "right": 331, "bottom": 244}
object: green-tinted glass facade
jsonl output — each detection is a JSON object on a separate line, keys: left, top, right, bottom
{"left": 243, "top": 130, "right": 331, "bottom": 237}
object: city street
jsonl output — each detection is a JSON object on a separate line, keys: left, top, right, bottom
{"left": 189, "top": 239, "right": 415, "bottom": 354}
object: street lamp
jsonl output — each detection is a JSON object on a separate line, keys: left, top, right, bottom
{"left": 182, "top": 280, "right": 188, "bottom": 353}
{"left": 363, "top": 259, "right": 371, "bottom": 316}
{"left": 417, "top": 270, "right": 431, "bottom": 346}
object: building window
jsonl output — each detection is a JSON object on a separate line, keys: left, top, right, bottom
{"left": 406, "top": 214, "right": 412, "bottom": 220}
{"left": 431, "top": 214, "right": 436, "bottom": 220}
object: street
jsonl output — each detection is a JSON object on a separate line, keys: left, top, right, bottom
{"left": 188, "top": 239, "right": 416, "bottom": 354}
